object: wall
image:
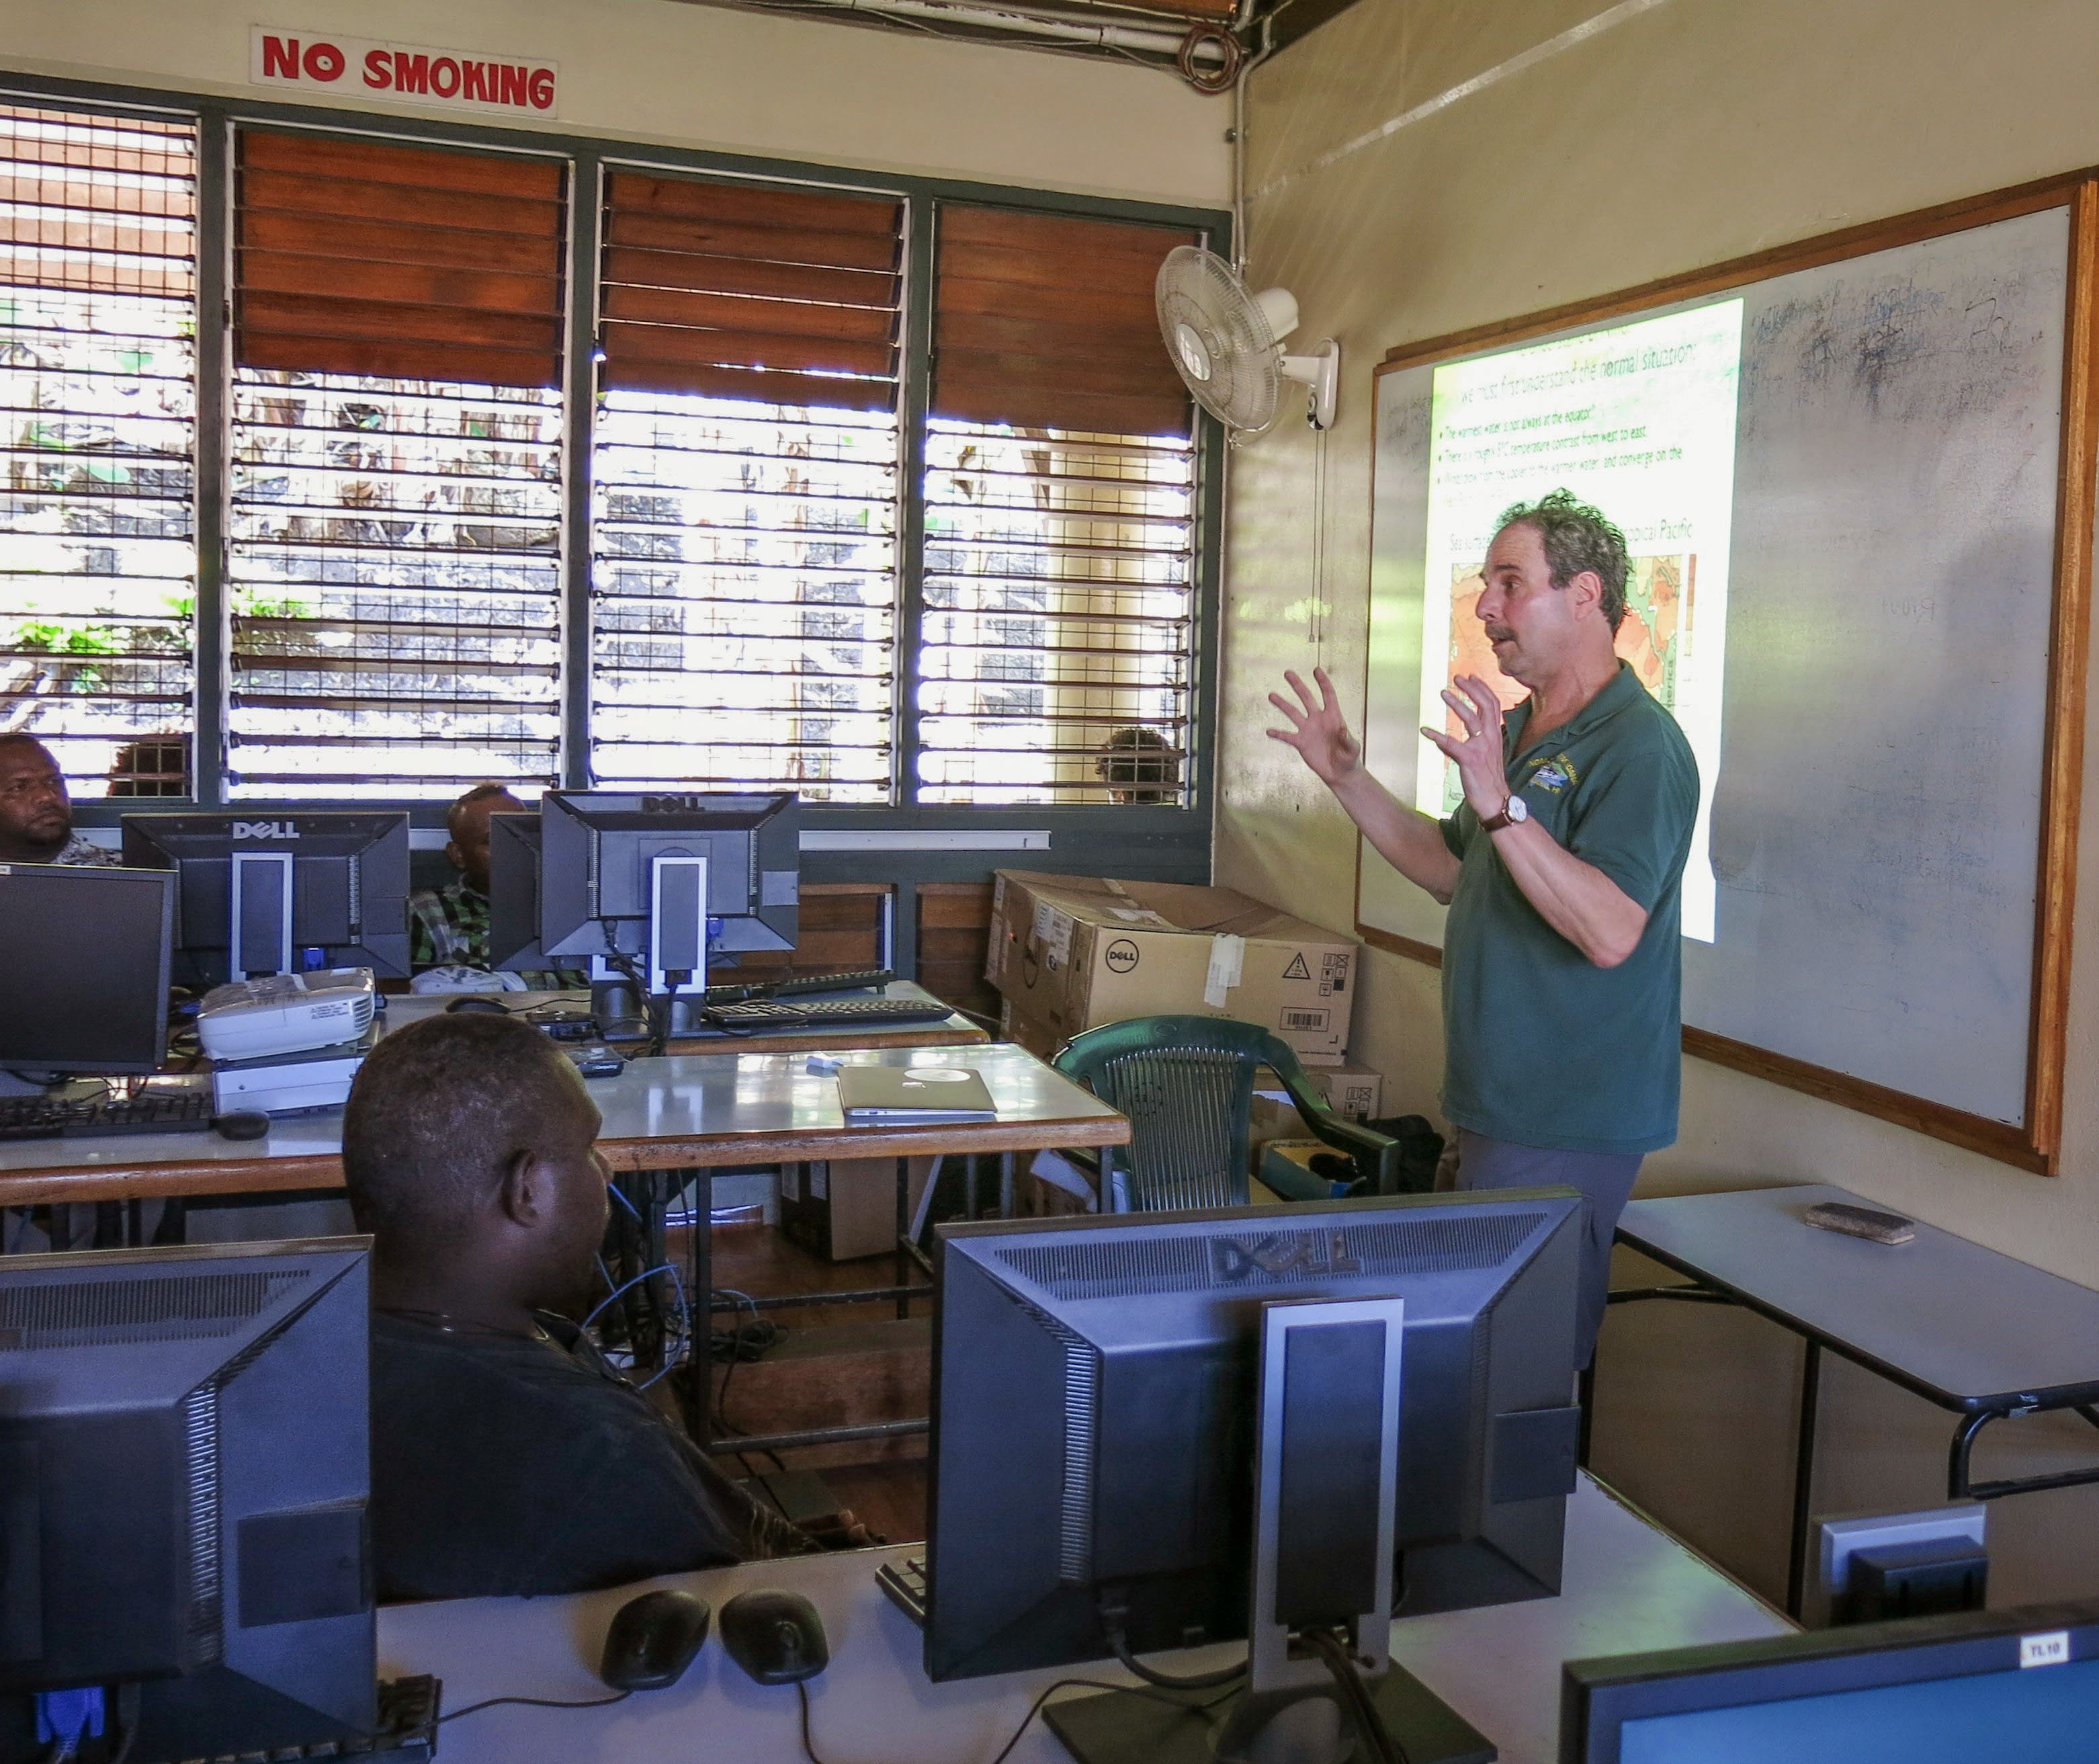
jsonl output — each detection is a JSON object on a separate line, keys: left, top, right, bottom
{"left": 1, "top": 0, "right": 1230, "bottom": 205}
{"left": 1222, "top": 0, "right": 2099, "bottom": 1609}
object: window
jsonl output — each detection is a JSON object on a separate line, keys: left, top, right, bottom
{"left": 921, "top": 205, "right": 1197, "bottom": 805}
{"left": 590, "top": 171, "right": 905, "bottom": 800}
{"left": 0, "top": 103, "right": 197, "bottom": 794}
{"left": 0, "top": 89, "right": 1216, "bottom": 812}
{"left": 224, "top": 128, "right": 567, "bottom": 798}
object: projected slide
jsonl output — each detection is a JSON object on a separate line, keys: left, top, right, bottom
{"left": 1414, "top": 301, "right": 1743, "bottom": 942}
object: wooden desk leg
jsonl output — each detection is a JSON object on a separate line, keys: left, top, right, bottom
{"left": 1786, "top": 1338, "right": 1822, "bottom": 1619}
{"left": 999, "top": 1151, "right": 1016, "bottom": 1218}
{"left": 895, "top": 1157, "right": 910, "bottom": 1320}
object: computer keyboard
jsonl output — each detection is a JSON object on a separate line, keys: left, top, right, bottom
{"left": 0, "top": 1086, "right": 216, "bottom": 1141}
{"left": 875, "top": 1554, "right": 931, "bottom": 1626}
{"left": 701, "top": 968, "right": 897, "bottom": 1005}
{"left": 702, "top": 997, "right": 956, "bottom": 1030}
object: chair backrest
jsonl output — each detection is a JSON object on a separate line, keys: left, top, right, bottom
{"left": 1054, "top": 1015, "right": 1303, "bottom": 1212}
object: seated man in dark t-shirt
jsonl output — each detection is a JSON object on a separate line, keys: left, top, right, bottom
{"left": 343, "top": 1011, "right": 813, "bottom": 1601}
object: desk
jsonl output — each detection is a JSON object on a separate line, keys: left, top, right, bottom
{"left": 0, "top": 1029, "right": 1056, "bottom": 1211}
{"left": 1609, "top": 1183, "right": 2099, "bottom": 1616}
{"left": 382, "top": 980, "right": 988, "bottom": 1058}
{"left": 377, "top": 1475, "right": 1789, "bottom": 1764}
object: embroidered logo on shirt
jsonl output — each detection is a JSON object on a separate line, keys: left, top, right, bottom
{"left": 1527, "top": 755, "right": 1580, "bottom": 794}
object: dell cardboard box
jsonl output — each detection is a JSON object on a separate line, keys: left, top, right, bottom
{"left": 984, "top": 871, "right": 1358, "bottom": 1064}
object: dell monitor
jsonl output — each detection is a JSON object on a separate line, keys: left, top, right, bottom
{"left": 925, "top": 1189, "right": 1585, "bottom": 1763}
{"left": 0, "top": 864, "right": 175, "bottom": 1091}
{"left": 493, "top": 791, "right": 800, "bottom": 1031}
{"left": 0, "top": 1238, "right": 429, "bottom": 1764}
{"left": 120, "top": 812, "right": 411, "bottom": 986}
{"left": 1563, "top": 1597, "right": 2099, "bottom": 1763}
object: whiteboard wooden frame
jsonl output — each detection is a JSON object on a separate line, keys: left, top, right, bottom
{"left": 1359, "top": 170, "right": 2099, "bottom": 1176}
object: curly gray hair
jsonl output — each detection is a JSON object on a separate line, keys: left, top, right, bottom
{"left": 1494, "top": 489, "right": 1631, "bottom": 633}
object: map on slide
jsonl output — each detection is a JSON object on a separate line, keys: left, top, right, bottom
{"left": 1437, "top": 553, "right": 1695, "bottom": 816}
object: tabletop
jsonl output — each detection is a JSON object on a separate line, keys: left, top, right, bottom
{"left": 0, "top": 1042, "right": 1123, "bottom": 1206}
{"left": 1617, "top": 1183, "right": 2099, "bottom": 1410}
{"left": 378, "top": 1475, "right": 1790, "bottom": 1764}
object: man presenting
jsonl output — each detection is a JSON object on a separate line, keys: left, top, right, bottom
{"left": 0, "top": 733, "right": 118, "bottom": 866}
{"left": 1269, "top": 490, "right": 1698, "bottom": 1366}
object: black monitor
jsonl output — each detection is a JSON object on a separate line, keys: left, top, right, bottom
{"left": 0, "top": 864, "right": 174, "bottom": 1084}
{"left": 926, "top": 1189, "right": 1585, "bottom": 1762}
{"left": 0, "top": 1238, "right": 388, "bottom": 1764}
{"left": 496, "top": 792, "right": 799, "bottom": 1024}
{"left": 1563, "top": 1597, "right": 2099, "bottom": 1762}
{"left": 120, "top": 812, "right": 411, "bottom": 986}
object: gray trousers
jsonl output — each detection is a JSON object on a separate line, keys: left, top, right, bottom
{"left": 1453, "top": 1129, "right": 1642, "bottom": 1371}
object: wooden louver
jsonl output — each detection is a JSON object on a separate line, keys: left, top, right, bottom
{"left": 933, "top": 205, "right": 1197, "bottom": 439}
{"left": 599, "top": 171, "right": 904, "bottom": 411}
{"left": 233, "top": 128, "right": 566, "bottom": 389}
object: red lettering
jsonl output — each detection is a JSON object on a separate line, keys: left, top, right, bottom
{"left": 430, "top": 56, "right": 460, "bottom": 97}
{"left": 499, "top": 65, "right": 527, "bottom": 107}
{"left": 260, "top": 35, "right": 299, "bottom": 79}
{"left": 303, "top": 42, "right": 344, "bottom": 82}
{"left": 462, "top": 60, "right": 490, "bottom": 101}
{"left": 362, "top": 48, "right": 390, "bottom": 89}
{"left": 394, "top": 52, "right": 429, "bottom": 95}
{"left": 528, "top": 67, "right": 554, "bottom": 110}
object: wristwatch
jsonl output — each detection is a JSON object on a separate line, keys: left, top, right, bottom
{"left": 1481, "top": 794, "right": 1529, "bottom": 833}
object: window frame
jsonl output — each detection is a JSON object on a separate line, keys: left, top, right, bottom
{"left": 7, "top": 73, "right": 1227, "bottom": 869}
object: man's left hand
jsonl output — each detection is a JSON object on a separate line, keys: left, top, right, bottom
{"left": 1422, "top": 674, "right": 1510, "bottom": 817}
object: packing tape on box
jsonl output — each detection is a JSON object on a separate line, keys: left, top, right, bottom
{"left": 1204, "top": 933, "right": 1246, "bottom": 1007}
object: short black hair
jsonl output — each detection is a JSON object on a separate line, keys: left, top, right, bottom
{"left": 0, "top": 731, "right": 55, "bottom": 759}
{"left": 446, "top": 780, "right": 523, "bottom": 841}
{"left": 343, "top": 1013, "right": 582, "bottom": 1249}
{"left": 1494, "top": 489, "right": 1631, "bottom": 632}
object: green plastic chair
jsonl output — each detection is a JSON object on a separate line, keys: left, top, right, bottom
{"left": 1052, "top": 1015, "right": 1403, "bottom": 1212}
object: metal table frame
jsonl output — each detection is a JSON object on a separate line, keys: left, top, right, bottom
{"left": 1581, "top": 1192, "right": 2099, "bottom": 1618}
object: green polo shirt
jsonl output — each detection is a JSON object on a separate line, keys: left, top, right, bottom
{"left": 1437, "top": 661, "right": 1699, "bottom": 1156}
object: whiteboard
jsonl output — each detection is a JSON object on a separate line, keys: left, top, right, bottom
{"left": 1363, "top": 205, "right": 2069, "bottom": 1130}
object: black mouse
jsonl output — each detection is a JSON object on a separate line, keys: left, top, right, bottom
{"left": 599, "top": 1588, "right": 712, "bottom": 1692}
{"left": 443, "top": 996, "right": 510, "bottom": 1015}
{"left": 212, "top": 1110, "right": 269, "bottom": 1142}
{"left": 718, "top": 1589, "right": 828, "bottom": 1685}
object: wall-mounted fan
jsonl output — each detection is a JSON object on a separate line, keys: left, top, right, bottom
{"left": 1156, "top": 245, "right": 1339, "bottom": 439}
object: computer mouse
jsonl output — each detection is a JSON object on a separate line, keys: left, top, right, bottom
{"left": 212, "top": 1110, "right": 269, "bottom": 1141}
{"left": 718, "top": 1588, "right": 829, "bottom": 1685}
{"left": 598, "top": 1588, "right": 712, "bottom": 1692}
{"left": 443, "top": 996, "right": 511, "bottom": 1015}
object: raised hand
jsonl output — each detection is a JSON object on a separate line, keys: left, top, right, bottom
{"left": 1267, "top": 667, "right": 1363, "bottom": 785}
{"left": 1421, "top": 673, "right": 1510, "bottom": 816}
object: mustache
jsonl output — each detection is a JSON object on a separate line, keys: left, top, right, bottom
{"left": 1483, "top": 624, "right": 1516, "bottom": 643}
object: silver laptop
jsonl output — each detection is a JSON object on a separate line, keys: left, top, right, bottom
{"left": 837, "top": 1064, "right": 996, "bottom": 1122}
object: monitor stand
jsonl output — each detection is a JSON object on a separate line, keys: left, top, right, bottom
{"left": 1042, "top": 1665, "right": 1493, "bottom": 1764}
{"left": 589, "top": 977, "right": 709, "bottom": 1040}
{"left": 1045, "top": 1294, "right": 1498, "bottom": 1764}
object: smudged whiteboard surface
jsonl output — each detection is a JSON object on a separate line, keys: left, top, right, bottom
{"left": 1362, "top": 205, "right": 2067, "bottom": 1128}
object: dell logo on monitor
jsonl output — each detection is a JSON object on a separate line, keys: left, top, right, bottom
{"left": 641, "top": 794, "right": 705, "bottom": 814}
{"left": 232, "top": 821, "right": 298, "bottom": 839}
{"left": 1209, "top": 1230, "right": 1362, "bottom": 1284}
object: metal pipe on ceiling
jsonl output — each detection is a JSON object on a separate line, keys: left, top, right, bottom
{"left": 747, "top": 0, "right": 1232, "bottom": 62}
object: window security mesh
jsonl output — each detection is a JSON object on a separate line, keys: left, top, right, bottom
{"left": 0, "top": 104, "right": 197, "bottom": 794}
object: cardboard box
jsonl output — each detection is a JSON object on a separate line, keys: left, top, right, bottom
{"left": 1250, "top": 1064, "right": 1385, "bottom": 1144}
{"left": 779, "top": 1156, "right": 934, "bottom": 1263}
{"left": 985, "top": 871, "right": 1359, "bottom": 1063}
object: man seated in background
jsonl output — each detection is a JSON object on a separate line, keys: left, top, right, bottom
{"left": 1095, "top": 726, "right": 1180, "bottom": 804}
{"left": 345, "top": 1012, "right": 822, "bottom": 1600}
{"left": 407, "top": 781, "right": 522, "bottom": 975}
{"left": 0, "top": 732, "right": 118, "bottom": 866}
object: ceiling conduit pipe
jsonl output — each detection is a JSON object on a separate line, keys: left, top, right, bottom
{"left": 759, "top": 0, "right": 1234, "bottom": 62}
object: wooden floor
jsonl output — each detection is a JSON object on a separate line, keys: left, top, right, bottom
{"left": 671, "top": 1211, "right": 932, "bottom": 1546}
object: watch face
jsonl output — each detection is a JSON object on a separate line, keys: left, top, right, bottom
{"left": 1509, "top": 794, "right": 1529, "bottom": 822}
